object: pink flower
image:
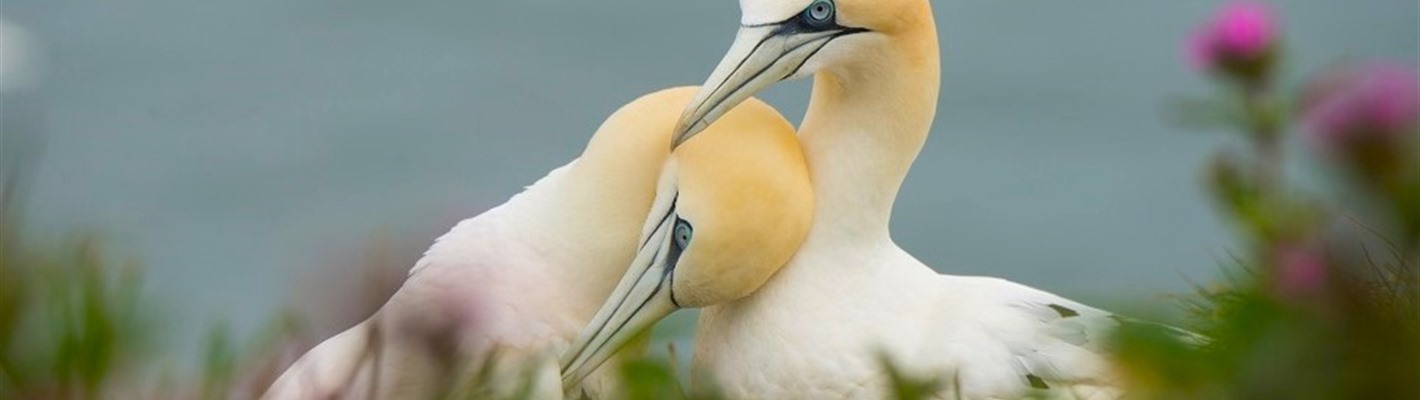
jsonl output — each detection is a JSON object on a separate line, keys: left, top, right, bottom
{"left": 1301, "top": 63, "right": 1419, "bottom": 180}
{"left": 1303, "top": 63, "right": 1420, "bottom": 147}
{"left": 1273, "top": 244, "right": 1328, "bottom": 300}
{"left": 1186, "top": 1, "right": 1279, "bottom": 78}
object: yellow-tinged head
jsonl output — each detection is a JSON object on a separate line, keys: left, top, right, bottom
{"left": 559, "top": 87, "right": 813, "bottom": 391}
{"left": 673, "top": 0, "right": 937, "bottom": 147}
{"left": 669, "top": 98, "right": 813, "bottom": 307}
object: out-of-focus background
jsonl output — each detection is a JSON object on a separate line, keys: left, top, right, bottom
{"left": 1, "top": 0, "right": 1416, "bottom": 375}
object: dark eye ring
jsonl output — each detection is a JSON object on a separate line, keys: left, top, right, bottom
{"left": 806, "top": 0, "right": 834, "bottom": 24}
{"left": 673, "top": 220, "right": 693, "bottom": 249}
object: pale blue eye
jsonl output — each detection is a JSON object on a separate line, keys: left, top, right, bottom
{"left": 673, "top": 220, "right": 693, "bottom": 249}
{"left": 806, "top": 0, "right": 834, "bottom": 23}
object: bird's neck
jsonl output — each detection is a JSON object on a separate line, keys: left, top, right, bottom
{"left": 502, "top": 155, "right": 667, "bottom": 320}
{"left": 799, "top": 24, "right": 940, "bottom": 243}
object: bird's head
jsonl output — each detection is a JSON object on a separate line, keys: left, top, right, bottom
{"left": 672, "top": 0, "right": 937, "bottom": 148}
{"left": 559, "top": 89, "right": 813, "bottom": 390}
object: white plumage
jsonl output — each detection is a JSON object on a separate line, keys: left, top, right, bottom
{"left": 267, "top": 162, "right": 615, "bottom": 399}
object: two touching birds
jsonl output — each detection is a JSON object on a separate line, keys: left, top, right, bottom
{"left": 264, "top": 88, "right": 808, "bottom": 399}
{"left": 267, "top": 0, "right": 1195, "bottom": 398}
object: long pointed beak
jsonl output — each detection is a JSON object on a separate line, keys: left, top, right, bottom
{"left": 560, "top": 210, "right": 682, "bottom": 391}
{"left": 671, "top": 25, "right": 856, "bottom": 148}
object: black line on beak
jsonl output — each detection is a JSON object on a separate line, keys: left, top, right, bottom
{"left": 781, "top": 28, "right": 868, "bottom": 80}
{"left": 663, "top": 218, "right": 688, "bottom": 309}
{"left": 707, "top": 32, "right": 844, "bottom": 121}
{"left": 640, "top": 193, "right": 678, "bottom": 249}
{"left": 699, "top": 33, "right": 775, "bottom": 120}
{"left": 706, "top": 14, "right": 870, "bottom": 115}
{"left": 569, "top": 207, "right": 674, "bottom": 366}
{"left": 668, "top": 281, "right": 682, "bottom": 308}
{"left": 581, "top": 262, "right": 670, "bottom": 366}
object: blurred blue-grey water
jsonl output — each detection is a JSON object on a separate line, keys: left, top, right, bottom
{"left": 2, "top": 0, "right": 1416, "bottom": 362}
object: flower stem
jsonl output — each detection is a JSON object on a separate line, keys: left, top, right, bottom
{"left": 1243, "top": 85, "right": 1283, "bottom": 193}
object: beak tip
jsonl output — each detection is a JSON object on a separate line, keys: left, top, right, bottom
{"left": 669, "top": 120, "right": 700, "bottom": 150}
{"left": 669, "top": 128, "right": 687, "bottom": 151}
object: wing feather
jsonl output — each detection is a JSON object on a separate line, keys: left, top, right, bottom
{"left": 934, "top": 276, "right": 1202, "bottom": 399}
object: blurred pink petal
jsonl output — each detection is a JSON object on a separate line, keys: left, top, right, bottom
{"left": 1367, "top": 66, "right": 1420, "bottom": 129}
{"left": 1303, "top": 63, "right": 1420, "bottom": 150}
{"left": 1185, "top": 28, "right": 1216, "bottom": 71}
{"left": 1274, "top": 245, "right": 1327, "bottom": 299}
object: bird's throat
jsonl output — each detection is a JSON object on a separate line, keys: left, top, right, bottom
{"left": 797, "top": 30, "right": 940, "bottom": 241}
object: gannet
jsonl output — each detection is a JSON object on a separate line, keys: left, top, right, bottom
{"left": 561, "top": 0, "right": 1199, "bottom": 398}
{"left": 263, "top": 87, "right": 813, "bottom": 399}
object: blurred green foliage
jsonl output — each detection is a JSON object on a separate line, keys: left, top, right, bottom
{"left": 878, "top": 353, "right": 944, "bottom": 400}
{"left": 615, "top": 356, "right": 688, "bottom": 400}
{"left": 2, "top": 164, "right": 155, "bottom": 397}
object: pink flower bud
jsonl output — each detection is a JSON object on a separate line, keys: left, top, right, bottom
{"left": 1186, "top": 1, "right": 1280, "bottom": 80}
{"left": 1273, "top": 244, "right": 1327, "bottom": 300}
{"left": 1304, "top": 64, "right": 1420, "bottom": 146}
{"left": 1302, "top": 63, "right": 1419, "bottom": 179}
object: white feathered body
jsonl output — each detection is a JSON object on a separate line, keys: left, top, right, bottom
{"left": 695, "top": 233, "right": 1130, "bottom": 400}
{"left": 268, "top": 162, "right": 644, "bottom": 399}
